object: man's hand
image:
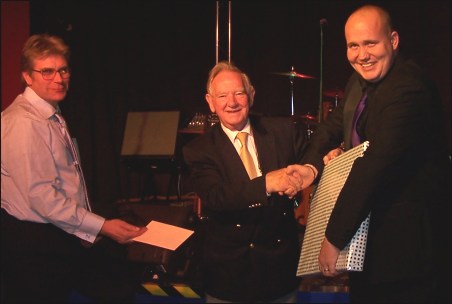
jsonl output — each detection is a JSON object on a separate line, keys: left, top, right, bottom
{"left": 266, "top": 168, "right": 302, "bottom": 198}
{"left": 323, "top": 148, "right": 343, "bottom": 165}
{"left": 318, "top": 237, "right": 340, "bottom": 277}
{"left": 99, "top": 219, "right": 147, "bottom": 244}
{"left": 286, "top": 164, "right": 317, "bottom": 190}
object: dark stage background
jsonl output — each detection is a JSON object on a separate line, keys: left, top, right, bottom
{"left": 25, "top": 0, "right": 450, "bottom": 215}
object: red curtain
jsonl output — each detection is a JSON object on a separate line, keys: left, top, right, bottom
{"left": 1, "top": 1, "right": 29, "bottom": 110}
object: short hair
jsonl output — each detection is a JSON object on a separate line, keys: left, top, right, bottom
{"left": 20, "top": 34, "right": 70, "bottom": 83}
{"left": 206, "top": 61, "right": 254, "bottom": 103}
{"left": 352, "top": 5, "right": 394, "bottom": 35}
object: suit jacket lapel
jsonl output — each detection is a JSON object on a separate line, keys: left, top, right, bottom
{"left": 213, "top": 126, "right": 251, "bottom": 181}
{"left": 212, "top": 121, "right": 277, "bottom": 180}
{"left": 252, "top": 121, "right": 277, "bottom": 175}
{"left": 343, "top": 81, "right": 363, "bottom": 149}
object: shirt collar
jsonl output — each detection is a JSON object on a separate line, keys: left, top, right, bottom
{"left": 23, "top": 87, "right": 59, "bottom": 120}
{"left": 221, "top": 119, "right": 252, "bottom": 143}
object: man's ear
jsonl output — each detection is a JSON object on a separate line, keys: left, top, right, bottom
{"left": 205, "top": 93, "right": 216, "bottom": 113}
{"left": 390, "top": 31, "right": 399, "bottom": 50}
{"left": 22, "top": 71, "right": 33, "bottom": 86}
{"left": 248, "top": 86, "right": 256, "bottom": 107}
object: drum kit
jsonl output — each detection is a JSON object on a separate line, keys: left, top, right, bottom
{"left": 323, "top": 88, "right": 343, "bottom": 118}
{"left": 273, "top": 67, "right": 345, "bottom": 227}
{"left": 272, "top": 67, "right": 343, "bottom": 140}
{"left": 272, "top": 66, "right": 316, "bottom": 117}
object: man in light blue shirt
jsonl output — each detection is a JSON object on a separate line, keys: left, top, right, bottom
{"left": 1, "top": 34, "right": 147, "bottom": 303}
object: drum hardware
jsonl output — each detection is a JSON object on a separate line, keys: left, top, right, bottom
{"left": 272, "top": 69, "right": 317, "bottom": 80}
{"left": 322, "top": 101, "right": 334, "bottom": 121}
{"left": 300, "top": 114, "right": 317, "bottom": 123}
{"left": 305, "top": 121, "right": 315, "bottom": 140}
{"left": 272, "top": 66, "right": 316, "bottom": 116}
{"left": 323, "top": 89, "right": 344, "bottom": 108}
{"left": 292, "top": 113, "right": 317, "bottom": 140}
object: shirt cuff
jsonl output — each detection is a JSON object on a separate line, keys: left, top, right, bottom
{"left": 304, "top": 164, "right": 318, "bottom": 179}
{"left": 74, "top": 212, "right": 105, "bottom": 243}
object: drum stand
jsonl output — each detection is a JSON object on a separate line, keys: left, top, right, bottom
{"left": 271, "top": 66, "right": 316, "bottom": 117}
{"left": 289, "top": 67, "right": 295, "bottom": 116}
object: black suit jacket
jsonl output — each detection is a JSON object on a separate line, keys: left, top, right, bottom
{"left": 183, "top": 115, "right": 306, "bottom": 302}
{"left": 302, "top": 55, "right": 451, "bottom": 284}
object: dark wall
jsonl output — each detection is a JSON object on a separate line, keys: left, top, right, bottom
{"left": 28, "top": 0, "right": 451, "bottom": 212}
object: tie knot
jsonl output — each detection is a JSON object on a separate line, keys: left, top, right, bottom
{"left": 237, "top": 132, "right": 248, "bottom": 146}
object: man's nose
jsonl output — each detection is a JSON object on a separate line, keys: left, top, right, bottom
{"left": 53, "top": 71, "right": 64, "bottom": 82}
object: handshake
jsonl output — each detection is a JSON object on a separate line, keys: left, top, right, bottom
{"left": 265, "top": 148, "right": 344, "bottom": 198}
{"left": 265, "top": 164, "right": 317, "bottom": 199}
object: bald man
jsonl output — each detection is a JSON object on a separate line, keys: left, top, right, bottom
{"left": 289, "top": 5, "right": 450, "bottom": 303}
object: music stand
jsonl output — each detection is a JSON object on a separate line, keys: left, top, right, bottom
{"left": 121, "top": 111, "right": 181, "bottom": 201}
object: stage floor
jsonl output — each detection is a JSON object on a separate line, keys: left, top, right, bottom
{"left": 70, "top": 274, "right": 350, "bottom": 303}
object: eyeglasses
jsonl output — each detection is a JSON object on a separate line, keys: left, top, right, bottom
{"left": 31, "top": 67, "right": 71, "bottom": 80}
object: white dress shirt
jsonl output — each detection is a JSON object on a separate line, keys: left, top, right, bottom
{"left": 221, "top": 120, "right": 262, "bottom": 177}
{"left": 1, "top": 87, "right": 104, "bottom": 242}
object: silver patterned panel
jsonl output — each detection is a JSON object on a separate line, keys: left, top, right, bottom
{"left": 297, "top": 141, "right": 370, "bottom": 277}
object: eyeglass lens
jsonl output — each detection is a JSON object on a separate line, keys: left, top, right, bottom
{"left": 33, "top": 68, "right": 70, "bottom": 80}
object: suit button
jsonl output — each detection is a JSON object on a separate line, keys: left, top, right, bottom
{"left": 249, "top": 243, "right": 255, "bottom": 249}
{"left": 236, "top": 224, "right": 241, "bottom": 228}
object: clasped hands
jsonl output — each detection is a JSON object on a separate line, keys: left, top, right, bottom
{"left": 265, "top": 164, "right": 316, "bottom": 198}
{"left": 265, "top": 148, "right": 344, "bottom": 198}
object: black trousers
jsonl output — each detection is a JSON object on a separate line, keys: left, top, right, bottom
{"left": 348, "top": 271, "right": 449, "bottom": 304}
{"left": 1, "top": 209, "right": 137, "bottom": 303}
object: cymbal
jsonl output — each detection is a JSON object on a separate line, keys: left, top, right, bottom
{"left": 272, "top": 71, "right": 316, "bottom": 79}
{"left": 292, "top": 114, "right": 318, "bottom": 124}
{"left": 300, "top": 114, "right": 317, "bottom": 122}
{"left": 323, "top": 89, "right": 344, "bottom": 98}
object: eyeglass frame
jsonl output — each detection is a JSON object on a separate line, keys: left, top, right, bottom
{"left": 31, "top": 67, "right": 71, "bottom": 80}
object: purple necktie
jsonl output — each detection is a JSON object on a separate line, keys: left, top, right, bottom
{"left": 351, "top": 91, "right": 367, "bottom": 147}
{"left": 54, "top": 113, "right": 92, "bottom": 211}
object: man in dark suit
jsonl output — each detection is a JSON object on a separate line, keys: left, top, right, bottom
{"left": 183, "top": 61, "right": 316, "bottom": 302}
{"left": 289, "top": 4, "right": 451, "bottom": 303}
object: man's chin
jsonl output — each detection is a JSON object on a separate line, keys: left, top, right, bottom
{"left": 49, "top": 97, "right": 66, "bottom": 105}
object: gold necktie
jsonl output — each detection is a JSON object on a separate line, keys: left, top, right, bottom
{"left": 237, "top": 132, "right": 258, "bottom": 179}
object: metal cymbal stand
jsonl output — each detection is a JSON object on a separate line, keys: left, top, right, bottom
{"left": 289, "top": 66, "right": 295, "bottom": 116}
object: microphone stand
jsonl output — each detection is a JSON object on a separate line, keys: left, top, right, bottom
{"left": 318, "top": 19, "right": 326, "bottom": 123}
{"left": 290, "top": 66, "right": 295, "bottom": 116}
